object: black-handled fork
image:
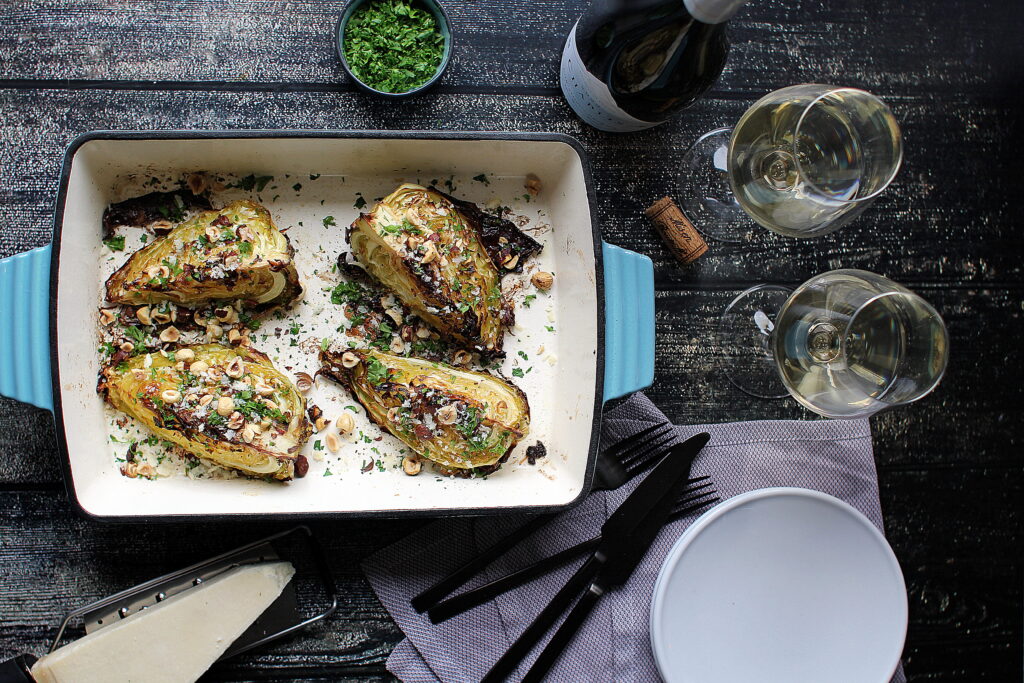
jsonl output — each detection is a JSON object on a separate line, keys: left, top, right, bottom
{"left": 427, "top": 481, "right": 719, "bottom": 624}
{"left": 411, "top": 421, "right": 680, "bottom": 613}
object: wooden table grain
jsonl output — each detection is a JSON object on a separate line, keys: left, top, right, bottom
{"left": 1, "top": 1, "right": 1021, "bottom": 680}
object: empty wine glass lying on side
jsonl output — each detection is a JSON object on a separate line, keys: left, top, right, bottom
{"left": 680, "top": 84, "right": 903, "bottom": 242}
{"left": 717, "top": 269, "right": 949, "bottom": 419}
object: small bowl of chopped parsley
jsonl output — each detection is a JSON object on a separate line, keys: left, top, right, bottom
{"left": 336, "top": 0, "right": 452, "bottom": 97}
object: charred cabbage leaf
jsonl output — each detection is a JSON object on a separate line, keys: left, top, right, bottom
{"left": 99, "top": 344, "right": 311, "bottom": 480}
{"left": 105, "top": 200, "right": 301, "bottom": 310}
{"left": 102, "top": 189, "right": 212, "bottom": 239}
{"left": 320, "top": 348, "right": 529, "bottom": 472}
{"left": 346, "top": 184, "right": 540, "bottom": 355}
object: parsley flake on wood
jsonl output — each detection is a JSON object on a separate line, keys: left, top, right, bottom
{"left": 103, "top": 235, "right": 125, "bottom": 251}
{"left": 343, "top": 0, "right": 446, "bottom": 94}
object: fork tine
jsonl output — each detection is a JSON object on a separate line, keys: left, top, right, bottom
{"left": 671, "top": 494, "right": 720, "bottom": 518}
{"left": 602, "top": 422, "right": 671, "bottom": 462}
{"left": 619, "top": 433, "right": 680, "bottom": 470}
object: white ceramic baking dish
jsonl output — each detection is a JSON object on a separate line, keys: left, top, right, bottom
{"left": 0, "top": 131, "right": 654, "bottom": 520}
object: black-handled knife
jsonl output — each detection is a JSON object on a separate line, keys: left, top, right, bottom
{"left": 521, "top": 465, "right": 691, "bottom": 682}
{"left": 481, "top": 432, "right": 711, "bottom": 683}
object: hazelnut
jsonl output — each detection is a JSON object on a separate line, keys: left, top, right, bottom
{"left": 336, "top": 412, "right": 355, "bottom": 435}
{"left": 225, "top": 357, "right": 245, "bottom": 378}
{"left": 254, "top": 380, "right": 275, "bottom": 397}
{"left": 119, "top": 341, "right": 134, "bottom": 353}
{"left": 159, "top": 326, "right": 180, "bottom": 343}
{"left": 136, "top": 306, "right": 153, "bottom": 326}
{"left": 216, "top": 396, "right": 234, "bottom": 416}
{"left": 389, "top": 337, "right": 405, "bottom": 354}
{"left": 193, "top": 309, "right": 209, "bottom": 326}
{"left": 152, "top": 310, "right": 172, "bottom": 325}
{"left": 198, "top": 393, "right": 213, "bottom": 407}
{"left": 130, "top": 369, "right": 147, "bottom": 380}
{"left": 531, "top": 271, "right": 554, "bottom": 290}
{"left": 227, "top": 328, "right": 242, "bottom": 344}
{"left": 206, "top": 324, "right": 223, "bottom": 341}
{"left": 214, "top": 306, "right": 238, "bottom": 324}
{"left": 416, "top": 326, "right": 431, "bottom": 339}
{"left": 325, "top": 431, "right": 341, "bottom": 453}
{"left": 453, "top": 350, "right": 472, "bottom": 366}
{"left": 186, "top": 172, "right": 207, "bottom": 195}
{"left": 387, "top": 407, "right": 400, "bottom": 423}
{"left": 262, "top": 398, "right": 278, "bottom": 411}
{"left": 205, "top": 226, "right": 221, "bottom": 242}
{"left": 402, "top": 456, "right": 422, "bottom": 476}
{"left": 226, "top": 411, "right": 244, "bottom": 430}
{"left": 176, "top": 348, "right": 195, "bottom": 363}
{"left": 161, "top": 389, "right": 182, "bottom": 404}
{"left": 99, "top": 308, "right": 117, "bottom": 325}
{"left": 249, "top": 421, "right": 265, "bottom": 435}
{"left": 341, "top": 351, "right": 360, "bottom": 368}
{"left": 240, "top": 425, "right": 256, "bottom": 443}
{"left": 285, "top": 371, "right": 310, "bottom": 392}
{"left": 175, "top": 361, "right": 186, "bottom": 371}
{"left": 525, "top": 173, "right": 542, "bottom": 196}
{"left": 502, "top": 253, "right": 519, "bottom": 270}
{"left": 190, "top": 360, "right": 209, "bottom": 374}
{"left": 436, "top": 404, "right": 458, "bottom": 425}
{"left": 385, "top": 308, "right": 404, "bottom": 326}
{"left": 315, "top": 416, "right": 328, "bottom": 432}
{"left": 420, "top": 241, "right": 439, "bottom": 264}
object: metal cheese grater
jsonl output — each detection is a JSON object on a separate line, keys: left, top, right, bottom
{"left": 0, "top": 526, "right": 337, "bottom": 682}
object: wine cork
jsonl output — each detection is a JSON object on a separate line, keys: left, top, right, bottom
{"left": 644, "top": 197, "right": 708, "bottom": 264}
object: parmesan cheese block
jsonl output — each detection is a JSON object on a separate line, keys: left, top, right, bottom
{"left": 31, "top": 561, "right": 295, "bottom": 683}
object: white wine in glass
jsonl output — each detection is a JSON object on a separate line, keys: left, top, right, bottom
{"left": 718, "top": 270, "right": 949, "bottom": 418}
{"left": 680, "top": 84, "right": 902, "bottom": 241}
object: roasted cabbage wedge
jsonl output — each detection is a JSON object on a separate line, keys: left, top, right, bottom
{"left": 347, "top": 184, "right": 540, "bottom": 355}
{"left": 320, "top": 348, "right": 529, "bottom": 472}
{"left": 105, "top": 200, "right": 301, "bottom": 310}
{"left": 99, "top": 344, "right": 311, "bottom": 480}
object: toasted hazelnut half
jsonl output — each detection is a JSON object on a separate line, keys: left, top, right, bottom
{"left": 99, "top": 309, "right": 117, "bottom": 326}
{"left": 402, "top": 456, "right": 422, "bottom": 476}
{"left": 420, "top": 241, "right": 439, "bottom": 264}
{"left": 453, "top": 350, "right": 472, "bottom": 366}
{"left": 216, "top": 396, "right": 234, "bottom": 416}
{"left": 336, "top": 412, "right": 355, "bottom": 435}
{"left": 176, "top": 348, "right": 195, "bottom": 363}
{"left": 341, "top": 351, "right": 360, "bottom": 368}
{"left": 435, "top": 404, "right": 458, "bottom": 425}
{"left": 294, "top": 372, "right": 314, "bottom": 394}
{"left": 136, "top": 306, "right": 153, "bottom": 326}
{"left": 225, "top": 357, "right": 245, "bottom": 379}
{"left": 325, "top": 431, "right": 341, "bottom": 453}
{"left": 161, "top": 389, "right": 182, "bottom": 404}
{"left": 159, "top": 326, "right": 180, "bottom": 343}
{"left": 502, "top": 254, "right": 519, "bottom": 270}
{"left": 190, "top": 360, "right": 209, "bottom": 374}
{"left": 531, "top": 271, "right": 554, "bottom": 290}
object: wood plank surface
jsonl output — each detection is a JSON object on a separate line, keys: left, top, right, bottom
{"left": 1, "top": 0, "right": 1022, "bottom": 680}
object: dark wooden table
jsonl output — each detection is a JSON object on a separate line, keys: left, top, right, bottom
{"left": 1, "top": 1, "right": 1022, "bottom": 680}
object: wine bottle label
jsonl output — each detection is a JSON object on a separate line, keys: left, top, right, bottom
{"left": 559, "top": 24, "right": 661, "bottom": 133}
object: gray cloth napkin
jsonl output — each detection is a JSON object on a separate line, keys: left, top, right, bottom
{"left": 363, "top": 393, "right": 906, "bottom": 683}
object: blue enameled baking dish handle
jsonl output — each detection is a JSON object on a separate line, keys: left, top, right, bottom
{"left": 602, "top": 241, "right": 655, "bottom": 402}
{"left": 0, "top": 246, "right": 53, "bottom": 411}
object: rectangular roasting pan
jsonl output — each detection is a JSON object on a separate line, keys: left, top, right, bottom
{"left": 0, "top": 131, "right": 654, "bottom": 520}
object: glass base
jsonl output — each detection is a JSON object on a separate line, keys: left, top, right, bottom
{"left": 717, "top": 284, "right": 793, "bottom": 399}
{"left": 678, "top": 127, "right": 756, "bottom": 243}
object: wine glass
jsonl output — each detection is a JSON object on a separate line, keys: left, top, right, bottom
{"left": 679, "top": 84, "right": 903, "bottom": 242}
{"left": 717, "top": 269, "right": 949, "bottom": 418}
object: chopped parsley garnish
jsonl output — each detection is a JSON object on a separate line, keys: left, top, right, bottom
{"left": 238, "top": 241, "right": 253, "bottom": 257}
{"left": 523, "top": 294, "right": 537, "bottom": 307}
{"left": 103, "top": 235, "right": 125, "bottom": 251}
{"left": 232, "top": 174, "right": 274, "bottom": 192}
{"left": 517, "top": 350, "right": 528, "bottom": 361}
{"left": 354, "top": 195, "right": 367, "bottom": 209}
{"left": 124, "top": 326, "right": 146, "bottom": 343}
{"left": 292, "top": 183, "right": 302, "bottom": 192}
{"left": 323, "top": 215, "right": 337, "bottom": 228}
{"left": 330, "top": 281, "right": 367, "bottom": 305}
{"left": 309, "top": 173, "right": 321, "bottom": 180}
{"left": 321, "top": 337, "right": 331, "bottom": 351}
{"left": 545, "top": 325, "right": 555, "bottom": 332}
{"left": 323, "top": 468, "right": 333, "bottom": 476}
{"left": 343, "top": 0, "right": 446, "bottom": 94}
{"left": 512, "top": 367, "right": 525, "bottom": 378}
{"left": 472, "top": 173, "right": 490, "bottom": 185}
{"left": 366, "top": 357, "right": 389, "bottom": 385}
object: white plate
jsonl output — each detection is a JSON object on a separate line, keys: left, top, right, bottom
{"left": 650, "top": 487, "right": 907, "bottom": 683}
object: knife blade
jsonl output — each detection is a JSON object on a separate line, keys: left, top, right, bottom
{"left": 521, "top": 470, "right": 700, "bottom": 682}
{"left": 481, "top": 432, "right": 710, "bottom": 683}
